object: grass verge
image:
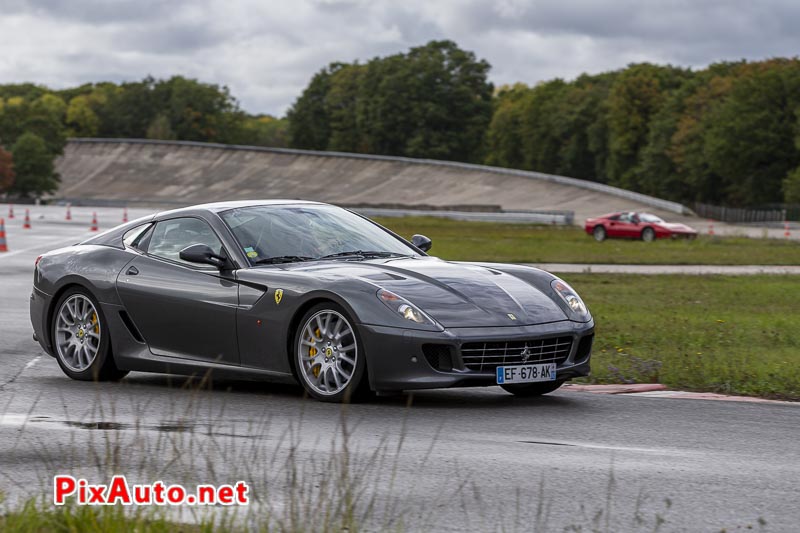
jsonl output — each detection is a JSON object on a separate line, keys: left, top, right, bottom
{"left": 0, "top": 500, "right": 208, "bottom": 532}
{"left": 567, "top": 274, "right": 800, "bottom": 399}
{"left": 374, "top": 216, "right": 800, "bottom": 265}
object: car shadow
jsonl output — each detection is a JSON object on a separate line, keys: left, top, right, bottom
{"left": 115, "top": 373, "right": 584, "bottom": 410}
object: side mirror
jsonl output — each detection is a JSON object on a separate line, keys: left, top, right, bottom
{"left": 179, "top": 243, "right": 227, "bottom": 268}
{"left": 411, "top": 234, "right": 432, "bottom": 252}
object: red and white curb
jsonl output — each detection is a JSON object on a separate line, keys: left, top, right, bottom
{"left": 561, "top": 383, "right": 797, "bottom": 405}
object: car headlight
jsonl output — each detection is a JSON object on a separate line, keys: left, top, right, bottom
{"left": 551, "top": 279, "right": 591, "bottom": 321}
{"left": 377, "top": 289, "right": 437, "bottom": 326}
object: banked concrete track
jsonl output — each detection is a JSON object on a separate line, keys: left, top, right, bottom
{"left": 56, "top": 139, "right": 693, "bottom": 224}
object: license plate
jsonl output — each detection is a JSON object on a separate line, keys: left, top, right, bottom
{"left": 496, "top": 363, "right": 556, "bottom": 384}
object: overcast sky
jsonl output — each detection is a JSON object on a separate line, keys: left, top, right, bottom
{"left": 1, "top": 0, "right": 798, "bottom": 115}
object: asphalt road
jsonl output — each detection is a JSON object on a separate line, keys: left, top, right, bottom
{"left": 1, "top": 206, "right": 798, "bottom": 532}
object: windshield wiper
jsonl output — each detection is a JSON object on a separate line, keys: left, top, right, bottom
{"left": 316, "top": 250, "right": 409, "bottom": 260}
{"left": 254, "top": 255, "right": 314, "bottom": 265}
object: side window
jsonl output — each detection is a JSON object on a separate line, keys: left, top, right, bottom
{"left": 608, "top": 215, "right": 620, "bottom": 221}
{"left": 146, "top": 218, "right": 224, "bottom": 266}
{"left": 123, "top": 223, "right": 153, "bottom": 250}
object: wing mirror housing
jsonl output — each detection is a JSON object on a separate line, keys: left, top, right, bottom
{"left": 179, "top": 244, "right": 228, "bottom": 268}
{"left": 411, "top": 234, "right": 432, "bottom": 252}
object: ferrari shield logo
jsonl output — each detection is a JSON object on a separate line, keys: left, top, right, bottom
{"left": 274, "top": 289, "right": 283, "bottom": 305}
{"left": 507, "top": 313, "right": 517, "bottom": 320}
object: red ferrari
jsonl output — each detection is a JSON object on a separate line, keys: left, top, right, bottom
{"left": 584, "top": 212, "right": 698, "bottom": 242}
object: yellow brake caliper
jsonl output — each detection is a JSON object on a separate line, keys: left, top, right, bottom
{"left": 92, "top": 313, "right": 99, "bottom": 334}
{"left": 309, "top": 328, "right": 321, "bottom": 377}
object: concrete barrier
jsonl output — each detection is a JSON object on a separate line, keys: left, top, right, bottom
{"left": 56, "top": 138, "right": 695, "bottom": 224}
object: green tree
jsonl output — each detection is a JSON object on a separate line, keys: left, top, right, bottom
{"left": 702, "top": 60, "right": 800, "bottom": 205}
{"left": 31, "top": 93, "right": 67, "bottom": 120}
{"left": 605, "top": 64, "right": 689, "bottom": 190}
{"left": 288, "top": 66, "right": 337, "bottom": 150}
{"left": 240, "top": 115, "right": 289, "bottom": 147}
{"left": 784, "top": 166, "right": 800, "bottom": 203}
{"left": 146, "top": 113, "right": 176, "bottom": 140}
{"left": 66, "top": 95, "right": 101, "bottom": 137}
{"left": 10, "top": 132, "right": 58, "bottom": 197}
{"left": 0, "top": 146, "right": 14, "bottom": 193}
{"left": 289, "top": 41, "right": 493, "bottom": 161}
{"left": 484, "top": 84, "right": 530, "bottom": 168}
{"left": 325, "top": 64, "right": 365, "bottom": 152}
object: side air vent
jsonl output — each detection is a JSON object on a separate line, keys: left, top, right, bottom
{"left": 119, "top": 310, "right": 145, "bottom": 343}
{"left": 574, "top": 334, "right": 594, "bottom": 363}
{"left": 422, "top": 344, "right": 454, "bottom": 371}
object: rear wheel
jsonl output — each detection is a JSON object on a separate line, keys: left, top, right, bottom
{"left": 592, "top": 226, "right": 607, "bottom": 242}
{"left": 641, "top": 227, "right": 656, "bottom": 242}
{"left": 501, "top": 380, "right": 565, "bottom": 397}
{"left": 294, "top": 303, "right": 368, "bottom": 402}
{"left": 52, "top": 287, "right": 128, "bottom": 381}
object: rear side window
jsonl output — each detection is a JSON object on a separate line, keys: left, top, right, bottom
{"left": 146, "top": 217, "right": 224, "bottom": 266}
{"left": 123, "top": 223, "right": 153, "bottom": 249}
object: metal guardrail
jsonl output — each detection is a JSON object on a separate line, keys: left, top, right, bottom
{"left": 65, "top": 138, "right": 694, "bottom": 216}
{"left": 353, "top": 207, "right": 574, "bottom": 225}
{"left": 694, "top": 202, "right": 786, "bottom": 224}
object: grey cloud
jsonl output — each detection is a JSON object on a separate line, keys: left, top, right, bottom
{"left": 1, "top": 0, "right": 799, "bottom": 115}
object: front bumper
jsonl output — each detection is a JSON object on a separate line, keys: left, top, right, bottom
{"left": 359, "top": 320, "right": 594, "bottom": 392}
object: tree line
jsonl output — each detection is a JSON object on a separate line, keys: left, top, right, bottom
{"left": 289, "top": 43, "right": 800, "bottom": 207}
{"left": 2, "top": 40, "right": 799, "bottom": 207}
{"left": 0, "top": 76, "right": 288, "bottom": 197}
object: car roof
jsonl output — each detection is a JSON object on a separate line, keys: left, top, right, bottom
{"left": 155, "top": 199, "right": 327, "bottom": 218}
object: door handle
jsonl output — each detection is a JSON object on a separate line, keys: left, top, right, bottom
{"left": 126, "top": 266, "right": 139, "bottom": 276}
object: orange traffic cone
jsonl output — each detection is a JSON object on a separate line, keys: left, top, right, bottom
{"left": 66, "top": 203, "right": 72, "bottom": 221}
{"left": 0, "top": 218, "right": 8, "bottom": 252}
{"left": 23, "top": 209, "right": 31, "bottom": 229}
{"left": 7, "top": 204, "right": 14, "bottom": 219}
{"left": 785, "top": 221, "right": 791, "bottom": 239}
{"left": 708, "top": 219, "right": 714, "bottom": 236}
{"left": 122, "top": 207, "right": 128, "bottom": 223}
{"left": 90, "top": 212, "right": 99, "bottom": 232}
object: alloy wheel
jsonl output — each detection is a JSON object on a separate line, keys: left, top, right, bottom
{"left": 297, "top": 310, "right": 358, "bottom": 396}
{"left": 55, "top": 294, "right": 102, "bottom": 372}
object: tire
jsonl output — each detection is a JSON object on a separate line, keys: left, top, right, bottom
{"left": 593, "top": 226, "right": 606, "bottom": 242}
{"left": 501, "top": 380, "right": 565, "bottom": 397}
{"left": 52, "top": 287, "right": 128, "bottom": 381}
{"left": 293, "top": 303, "right": 368, "bottom": 403}
{"left": 641, "top": 227, "right": 656, "bottom": 242}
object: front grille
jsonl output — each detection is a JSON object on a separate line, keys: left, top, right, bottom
{"left": 461, "top": 336, "right": 572, "bottom": 372}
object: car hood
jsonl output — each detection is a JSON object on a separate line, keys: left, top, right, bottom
{"left": 281, "top": 258, "right": 569, "bottom": 327}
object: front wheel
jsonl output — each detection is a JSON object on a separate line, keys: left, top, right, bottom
{"left": 641, "top": 227, "right": 656, "bottom": 242}
{"left": 501, "top": 380, "right": 565, "bottom": 397}
{"left": 52, "top": 287, "right": 128, "bottom": 381}
{"left": 593, "top": 226, "right": 607, "bottom": 242}
{"left": 294, "top": 303, "right": 368, "bottom": 402}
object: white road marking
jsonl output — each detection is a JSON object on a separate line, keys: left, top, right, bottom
{"left": 24, "top": 356, "right": 41, "bottom": 370}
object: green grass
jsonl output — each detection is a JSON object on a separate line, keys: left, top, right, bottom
{"left": 374, "top": 216, "right": 800, "bottom": 265}
{"left": 567, "top": 274, "right": 800, "bottom": 399}
{"left": 0, "top": 500, "right": 211, "bottom": 532}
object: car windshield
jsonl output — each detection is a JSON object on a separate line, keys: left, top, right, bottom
{"left": 638, "top": 213, "right": 664, "bottom": 223}
{"left": 220, "top": 204, "right": 419, "bottom": 265}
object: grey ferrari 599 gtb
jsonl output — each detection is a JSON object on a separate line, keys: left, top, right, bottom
{"left": 30, "top": 201, "right": 594, "bottom": 402}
